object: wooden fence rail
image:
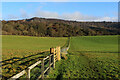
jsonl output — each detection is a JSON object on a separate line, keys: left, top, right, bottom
{"left": 8, "top": 46, "right": 61, "bottom": 80}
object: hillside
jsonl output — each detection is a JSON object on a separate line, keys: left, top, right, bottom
{"left": 2, "top": 17, "right": 120, "bottom": 37}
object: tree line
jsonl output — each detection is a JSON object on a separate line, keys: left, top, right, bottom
{"left": 2, "top": 17, "right": 120, "bottom": 37}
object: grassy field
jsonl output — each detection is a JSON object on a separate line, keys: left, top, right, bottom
{"left": 1, "top": 35, "right": 119, "bottom": 79}
{"left": 1, "top": 35, "right": 67, "bottom": 79}
{"left": 2, "top": 35, "right": 67, "bottom": 60}
{"left": 69, "top": 36, "right": 118, "bottom": 52}
{"left": 48, "top": 35, "right": 119, "bottom": 79}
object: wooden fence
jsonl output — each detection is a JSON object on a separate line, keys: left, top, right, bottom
{"left": 8, "top": 46, "right": 61, "bottom": 80}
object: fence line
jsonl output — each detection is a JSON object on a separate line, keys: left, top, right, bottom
{"left": 8, "top": 46, "right": 61, "bottom": 80}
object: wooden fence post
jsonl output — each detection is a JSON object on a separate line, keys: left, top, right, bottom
{"left": 50, "top": 48, "right": 54, "bottom": 54}
{"left": 53, "top": 48, "right": 55, "bottom": 69}
{"left": 57, "top": 46, "right": 61, "bottom": 61}
{"left": 49, "top": 55, "right": 51, "bottom": 72}
{"left": 41, "top": 59, "right": 44, "bottom": 79}
{"left": 26, "top": 68, "right": 30, "bottom": 80}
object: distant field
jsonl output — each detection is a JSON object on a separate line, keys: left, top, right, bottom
{"left": 69, "top": 35, "right": 118, "bottom": 52}
{"left": 48, "top": 35, "right": 119, "bottom": 79}
{"left": 2, "top": 35, "right": 67, "bottom": 79}
{"left": 2, "top": 35, "right": 67, "bottom": 60}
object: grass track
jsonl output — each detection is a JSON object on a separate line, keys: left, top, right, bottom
{"left": 48, "top": 35, "right": 119, "bottom": 79}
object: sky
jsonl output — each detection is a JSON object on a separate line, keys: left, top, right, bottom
{"left": 1, "top": 2, "right": 118, "bottom": 21}
{"left": 1, "top": 0, "right": 120, "bottom": 2}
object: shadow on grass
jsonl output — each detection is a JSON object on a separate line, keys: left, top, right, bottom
{"left": 1, "top": 51, "right": 50, "bottom": 79}
{"left": 1, "top": 51, "right": 49, "bottom": 66}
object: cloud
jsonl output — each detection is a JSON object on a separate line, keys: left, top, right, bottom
{"left": 20, "top": 9, "right": 29, "bottom": 19}
{"left": 60, "top": 12, "right": 118, "bottom": 21}
{"left": 5, "top": 8, "right": 118, "bottom": 22}
{"left": 6, "top": 15, "right": 19, "bottom": 20}
{"left": 61, "top": 12, "right": 99, "bottom": 21}
{"left": 96, "top": 17, "right": 118, "bottom": 22}
{"left": 0, "top": 14, "right": 2, "bottom": 20}
{"left": 31, "top": 9, "right": 117, "bottom": 21}
{"left": 33, "top": 9, "right": 59, "bottom": 18}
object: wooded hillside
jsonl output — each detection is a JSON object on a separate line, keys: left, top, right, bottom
{"left": 2, "top": 17, "right": 119, "bottom": 37}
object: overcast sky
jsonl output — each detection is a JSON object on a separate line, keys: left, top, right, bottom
{"left": 1, "top": 2, "right": 118, "bottom": 21}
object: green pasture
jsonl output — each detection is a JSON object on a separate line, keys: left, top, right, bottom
{"left": 69, "top": 35, "right": 118, "bottom": 53}
{"left": 1, "top": 35, "right": 119, "bottom": 79}
{"left": 48, "top": 35, "right": 119, "bottom": 79}
{"left": 1, "top": 35, "right": 67, "bottom": 79}
{"left": 2, "top": 35, "right": 67, "bottom": 60}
